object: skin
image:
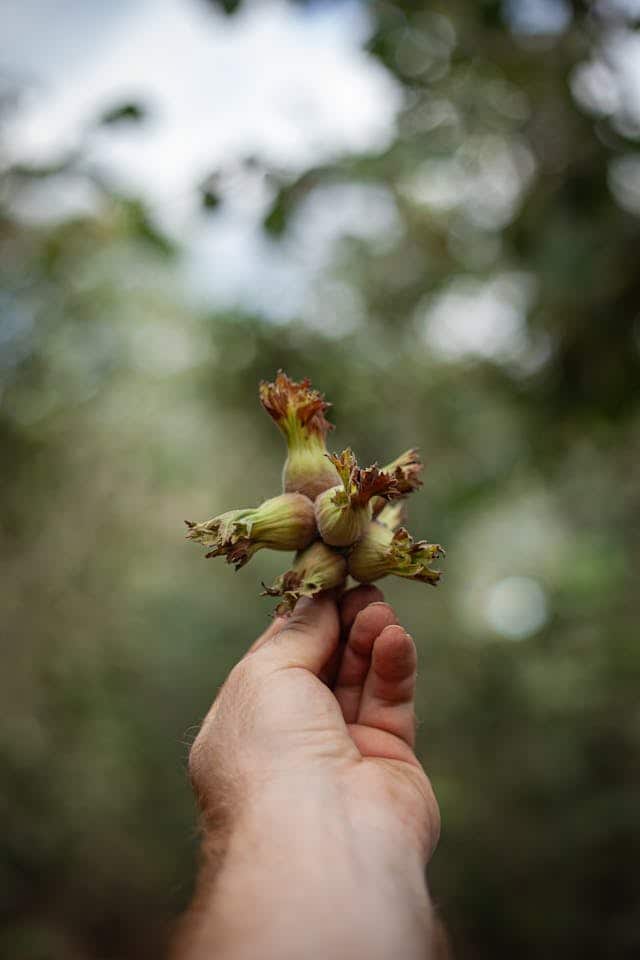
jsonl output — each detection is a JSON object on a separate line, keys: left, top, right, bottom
{"left": 174, "top": 586, "right": 444, "bottom": 960}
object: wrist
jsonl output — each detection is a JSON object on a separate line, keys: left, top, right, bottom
{"left": 205, "top": 780, "right": 432, "bottom": 960}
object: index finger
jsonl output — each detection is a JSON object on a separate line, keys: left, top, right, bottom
{"left": 339, "top": 585, "right": 385, "bottom": 637}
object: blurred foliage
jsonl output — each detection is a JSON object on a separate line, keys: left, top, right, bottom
{"left": 1, "top": 1, "right": 640, "bottom": 958}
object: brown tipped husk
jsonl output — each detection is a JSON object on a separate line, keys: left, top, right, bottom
{"left": 185, "top": 493, "right": 317, "bottom": 570}
{"left": 371, "top": 449, "right": 424, "bottom": 515}
{"left": 259, "top": 371, "right": 339, "bottom": 499}
{"left": 315, "top": 448, "right": 400, "bottom": 546}
{"left": 348, "top": 520, "right": 444, "bottom": 586}
{"left": 262, "top": 540, "right": 348, "bottom": 614}
{"left": 327, "top": 448, "right": 399, "bottom": 508}
{"left": 259, "top": 371, "right": 333, "bottom": 441}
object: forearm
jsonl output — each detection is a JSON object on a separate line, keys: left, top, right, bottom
{"left": 175, "top": 783, "right": 433, "bottom": 960}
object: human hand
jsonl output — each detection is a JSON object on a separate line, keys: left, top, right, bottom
{"left": 180, "top": 587, "right": 441, "bottom": 960}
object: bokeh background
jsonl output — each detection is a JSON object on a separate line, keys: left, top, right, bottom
{"left": 2, "top": 0, "right": 639, "bottom": 957}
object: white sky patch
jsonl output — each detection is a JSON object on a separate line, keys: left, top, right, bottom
{"left": 571, "top": 26, "right": 640, "bottom": 215}
{"left": 504, "top": 0, "right": 572, "bottom": 35}
{"left": 183, "top": 181, "right": 400, "bottom": 319}
{"left": 486, "top": 576, "right": 549, "bottom": 639}
{"left": 403, "top": 135, "right": 535, "bottom": 231}
{"left": 128, "top": 320, "right": 202, "bottom": 376}
{"left": 571, "top": 60, "right": 622, "bottom": 117}
{"left": 1, "top": 0, "right": 403, "bottom": 321}
{"left": 571, "top": 28, "right": 640, "bottom": 137}
{"left": 3, "top": 173, "right": 105, "bottom": 226}
{"left": 596, "top": 0, "right": 640, "bottom": 15}
{"left": 289, "top": 182, "right": 402, "bottom": 262}
{"left": 607, "top": 30, "right": 640, "bottom": 134}
{"left": 451, "top": 489, "right": 568, "bottom": 640}
{"left": 420, "top": 272, "right": 537, "bottom": 364}
{"left": 608, "top": 155, "right": 640, "bottom": 216}
{"left": 3, "top": 0, "right": 398, "bottom": 184}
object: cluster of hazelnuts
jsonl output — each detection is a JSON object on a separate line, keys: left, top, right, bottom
{"left": 186, "top": 372, "right": 444, "bottom": 614}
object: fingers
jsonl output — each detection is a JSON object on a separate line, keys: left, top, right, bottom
{"left": 334, "top": 601, "right": 397, "bottom": 722}
{"left": 318, "top": 585, "right": 385, "bottom": 688}
{"left": 247, "top": 585, "right": 383, "bottom": 668}
{"left": 323, "top": 585, "right": 385, "bottom": 691}
{"left": 357, "top": 625, "right": 418, "bottom": 748}
{"left": 338, "top": 585, "right": 385, "bottom": 637}
{"left": 255, "top": 594, "right": 340, "bottom": 676}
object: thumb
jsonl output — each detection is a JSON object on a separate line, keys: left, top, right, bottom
{"left": 256, "top": 595, "right": 340, "bottom": 675}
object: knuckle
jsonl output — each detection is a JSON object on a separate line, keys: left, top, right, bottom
{"left": 187, "top": 712, "right": 230, "bottom": 810}
{"left": 424, "top": 779, "right": 442, "bottom": 855}
{"left": 276, "top": 619, "right": 309, "bottom": 640}
{"left": 186, "top": 697, "right": 228, "bottom": 796}
{"left": 266, "top": 620, "right": 309, "bottom": 653}
{"left": 228, "top": 653, "right": 260, "bottom": 688}
{"left": 187, "top": 732, "right": 208, "bottom": 794}
{"left": 186, "top": 656, "right": 262, "bottom": 817}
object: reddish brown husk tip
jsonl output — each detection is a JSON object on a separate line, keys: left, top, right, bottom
{"left": 387, "top": 448, "right": 424, "bottom": 494}
{"left": 259, "top": 372, "right": 340, "bottom": 500}
{"left": 327, "top": 448, "right": 399, "bottom": 509}
{"left": 261, "top": 540, "right": 347, "bottom": 615}
{"left": 314, "top": 448, "right": 400, "bottom": 547}
{"left": 259, "top": 371, "right": 334, "bottom": 441}
{"left": 372, "top": 448, "right": 423, "bottom": 515}
{"left": 185, "top": 493, "right": 317, "bottom": 570}
{"left": 348, "top": 519, "right": 445, "bottom": 586}
{"left": 261, "top": 570, "right": 305, "bottom": 617}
